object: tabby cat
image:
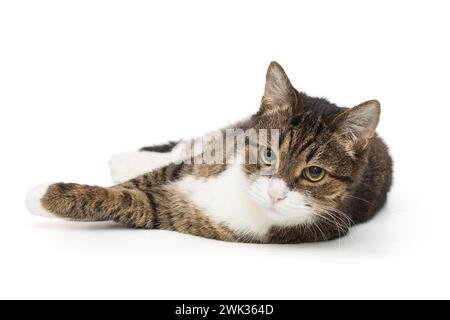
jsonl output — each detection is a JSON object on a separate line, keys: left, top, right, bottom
{"left": 26, "top": 62, "right": 392, "bottom": 244}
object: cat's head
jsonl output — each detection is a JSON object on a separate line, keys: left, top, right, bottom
{"left": 245, "top": 62, "right": 380, "bottom": 228}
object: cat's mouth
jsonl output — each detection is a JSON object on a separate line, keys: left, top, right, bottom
{"left": 259, "top": 198, "right": 316, "bottom": 225}
{"left": 264, "top": 204, "right": 290, "bottom": 219}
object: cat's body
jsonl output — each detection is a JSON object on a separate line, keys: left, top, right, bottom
{"left": 26, "top": 62, "right": 392, "bottom": 244}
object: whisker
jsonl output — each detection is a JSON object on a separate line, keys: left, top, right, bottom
{"left": 321, "top": 205, "right": 354, "bottom": 226}
{"left": 329, "top": 209, "right": 353, "bottom": 226}
{"left": 311, "top": 220, "right": 327, "bottom": 241}
{"left": 346, "top": 194, "right": 375, "bottom": 206}
{"left": 312, "top": 203, "right": 354, "bottom": 242}
{"left": 322, "top": 211, "right": 349, "bottom": 234}
{"left": 321, "top": 210, "right": 348, "bottom": 230}
{"left": 315, "top": 211, "right": 344, "bottom": 239}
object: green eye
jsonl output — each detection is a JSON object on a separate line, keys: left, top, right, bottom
{"left": 260, "top": 147, "right": 277, "bottom": 166}
{"left": 303, "top": 166, "right": 325, "bottom": 182}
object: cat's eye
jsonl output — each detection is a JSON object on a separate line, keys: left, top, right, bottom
{"left": 303, "top": 166, "right": 326, "bottom": 182}
{"left": 260, "top": 147, "right": 277, "bottom": 166}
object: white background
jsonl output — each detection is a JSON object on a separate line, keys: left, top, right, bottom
{"left": 0, "top": 0, "right": 449, "bottom": 299}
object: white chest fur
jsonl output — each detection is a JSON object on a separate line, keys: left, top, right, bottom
{"left": 174, "top": 164, "right": 274, "bottom": 239}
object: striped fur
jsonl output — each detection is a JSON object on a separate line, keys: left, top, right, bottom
{"left": 26, "top": 62, "right": 393, "bottom": 244}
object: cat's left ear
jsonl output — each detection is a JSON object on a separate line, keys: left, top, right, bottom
{"left": 261, "top": 62, "right": 299, "bottom": 114}
{"left": 331, "top": 100, "right": 381, "bottom": 153}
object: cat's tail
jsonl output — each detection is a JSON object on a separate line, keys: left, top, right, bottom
{"left": 25, "top": 182, "right": 158, "bottom": 228}
{"left": 139, "top": 141, "right": 179, "bottom": 153}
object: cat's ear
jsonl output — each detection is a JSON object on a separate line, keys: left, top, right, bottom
{"left": 331, "top": 100, "right": 381, "bottom": 153}
{"left": 261, "top": 62, "right": 299, "bottom": 114}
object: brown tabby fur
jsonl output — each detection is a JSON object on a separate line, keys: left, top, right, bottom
{"left": 38, "top": 62, "right": 393, "bottom": 244}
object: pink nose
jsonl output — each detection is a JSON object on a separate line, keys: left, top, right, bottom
{"left": 268, "top": 190, "right": 286, "bottom": 204}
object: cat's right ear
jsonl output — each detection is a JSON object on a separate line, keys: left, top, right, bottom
{"left": 330, "top": 100, "right": 381, "bottom": 154}
{"left": 260, "top": 62, "right": 299, "bottom": 114}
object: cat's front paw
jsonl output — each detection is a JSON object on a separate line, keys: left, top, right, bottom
{"left": 25, "top": 183, "right": 57, "bottom": 218}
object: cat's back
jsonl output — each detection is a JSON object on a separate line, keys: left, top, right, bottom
{"left": 349, "top": 135, "right": 393, "bottom": 223}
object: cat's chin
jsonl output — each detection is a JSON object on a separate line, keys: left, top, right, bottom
{"left": 263, "top": 206, "right": 297, "bottom": 223}
{"left": 260, "top": 205, "right": 315, "bottom": 226}
{"left": 265, "top": 207, "right": 283, "bottom": 218}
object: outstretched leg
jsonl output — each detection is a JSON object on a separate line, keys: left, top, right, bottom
{"left": 26, "top": 162, "right": 238, "bottom": 242}
{"left": 27, "top": 182, "right": 156, "bottom": 227}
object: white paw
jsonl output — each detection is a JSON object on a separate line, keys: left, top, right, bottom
{"left": 109, "top": 152, "right": 173, "bottom": 183}
{"left": 26, "top": 183, "right": 57, "bottom": 218}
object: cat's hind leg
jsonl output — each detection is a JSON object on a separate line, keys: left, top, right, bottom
{"left": 110, "top": 134, "right": 219, "bottom": 183}
{"left": 109, "top": 151, "right": 174, "bottom": 183}
{"left": 109, "top": 141, "right": 194, "bottom": 183}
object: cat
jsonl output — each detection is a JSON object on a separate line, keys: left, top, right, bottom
{"left": 26, "top": 62, "right": 393, "bottom": 244}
